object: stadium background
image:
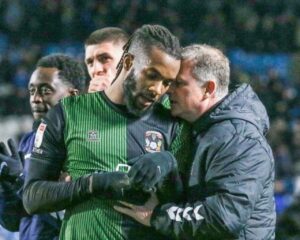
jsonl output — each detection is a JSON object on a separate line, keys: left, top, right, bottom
{"left": 0, "top": 0, "right": 299, "bottom": 239}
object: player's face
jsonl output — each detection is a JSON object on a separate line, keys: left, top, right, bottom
{"left": 168, "top": 58, "right": 207, "bottom": 122}
{"left": 85, "top": 42, "right": 124, "bottom": 82}
{"left": 123, "top": 47, "right": 180, "bottom": 116}
{"left": 28, "top": 67, "right": 71, "bottom": 120}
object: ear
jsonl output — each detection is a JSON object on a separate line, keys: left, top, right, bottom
{"left": 69, "top": 88, "right": 79, "bottom": 96}
{"left": 203, "top": 81, "right": 216, "bottom": 99}
{"left": 123, "top": 53, "right": 134, "bottom": 71}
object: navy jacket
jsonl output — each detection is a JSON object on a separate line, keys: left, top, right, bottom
{"left": 151, "top": 84, "right": 276, "bottom": 239}
{"left": 0, "top": 129, "right": 61, "bottom": 240}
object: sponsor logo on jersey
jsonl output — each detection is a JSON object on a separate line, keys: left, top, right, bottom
{"left": 87, "top": 130, "right": 99, "bottom": 141}
{"left": 145, "top": 131, "right": 163, "bottom": 152}
{"left": 34, "top": 123, "right": 47, "bottom": 148}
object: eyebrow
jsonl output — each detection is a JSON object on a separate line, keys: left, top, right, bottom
{"left": 28, "top": 83, "right": 53, "bottom": 89}
{"left": 85, "top": 52, "right": 112, "bottom": 63}
{"left": 148, "top": 68, "right": 172, "bottom": 81}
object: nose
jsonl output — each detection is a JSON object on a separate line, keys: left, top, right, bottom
{"left": 92, "top": 61, "right": 104, "bottom": 78}
{"left": 167, "top": 83, "right": 175, "bottom": 94}
{"left": 150, "top": 81, "right": 167, "bottom": 97}
{"left": 31, "top": 91, "right": 43, "bottom": 103}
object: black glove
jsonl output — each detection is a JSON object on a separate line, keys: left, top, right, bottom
{"left": 90, "top": 172, "right": 151, "bottom": 203}
{"left": 128, "top": 151, "right": 177, "bottom": 192}
{"left": 0, "top": 139, "right": 23, "bottom": 182}
{"left": 90, "top": 171, "right": 131, "bottom": 200}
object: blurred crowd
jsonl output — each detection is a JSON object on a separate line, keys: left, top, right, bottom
{"left": 0, "top": 0, "right": 300, "bottom": 238}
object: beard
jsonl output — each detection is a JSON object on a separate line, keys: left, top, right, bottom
{"left": 123, "top": 69, "right": 154, "bottom": 117}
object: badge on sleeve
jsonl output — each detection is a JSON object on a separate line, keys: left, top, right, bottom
{"left": 34, "top": 123, "right": 47, "bottom": 148}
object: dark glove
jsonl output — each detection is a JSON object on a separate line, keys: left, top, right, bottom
{"left": 0, "top": 139, "right": 23, "bottom": 182}
{"left": 90, "top": 171, "right": 131, "bottom": 200}
{"left": 128, "top": 151, "right": 177, "bottom": 192}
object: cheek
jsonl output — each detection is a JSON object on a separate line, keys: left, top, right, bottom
{"left": 47, "top": 93, "right": 66, "bottom": 107}
{"left": 134, "top": 78, "right": 145, "bottom": 92}
{"left": 175, "top": 89, "right": 189, "bottom": 103}
{"left": 87, "top": 67, "right": 93, "bottom": 77}
{"left": 180, "top": 91, "right": 199, "bottom": 109}
{"left": 109, "top": 63, "right": 118, "bottom": 75}
{"left": 111, "top": 59, "right": 120, "bottom": 69}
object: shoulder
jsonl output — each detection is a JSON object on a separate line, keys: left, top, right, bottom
{"left": 61, "top": 92, "right": 95, "bottom": 106}
{"left": 196, "top": 119, "right": 272, "bottom": 163}
{"left": 19, "top": 131, "right": 36, "bottom": 152}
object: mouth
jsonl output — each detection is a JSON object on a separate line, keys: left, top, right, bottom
{"left": 137, "top": 95, "right": 155, "bottom": 107}
{"left": 32, "top": 108, "right": 47, "bottom": 116}
{"left": 32, "top": 109, "right": 46, "bottom": 113}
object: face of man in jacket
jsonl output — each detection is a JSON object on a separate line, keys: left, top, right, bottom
{"left": 168, "top": 58, "right": 217, "bottom": 123}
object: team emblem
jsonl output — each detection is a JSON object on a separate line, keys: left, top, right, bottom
{"left": 34, "top": 123, "right": 47, "bottom": 148}
{"left": 87, "top": 130, "right": 99, "bottom": 141}
{"left": 145, "top": 131, "right": 163, "bottom": 152}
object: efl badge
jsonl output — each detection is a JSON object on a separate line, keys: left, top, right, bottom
{"left": 145, "top": 131, "right": 163, "bottom": 152}
{"left": 87, "top": 130, "right": 99, "bottom": 141}
{"left": 34, "top": 123, "right": 47, "bottom": 148}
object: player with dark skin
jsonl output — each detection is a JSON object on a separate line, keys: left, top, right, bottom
{"left": 22, "top": 25, "right": 187, "bottom": 240}
{"left": 0, "top": 54, "right": 86, "bottom": 240}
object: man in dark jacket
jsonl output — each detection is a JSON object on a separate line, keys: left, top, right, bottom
{"left": 115, "top": 44, "right": 276, "bottom": 239}
{"left": 0, "top": 54, "right": 86, "bottom": 240}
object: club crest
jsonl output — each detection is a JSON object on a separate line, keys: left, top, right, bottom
{"left": 145, "top": 131, "right": 163, "bottom": 152}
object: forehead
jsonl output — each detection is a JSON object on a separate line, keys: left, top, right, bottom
{"left": 178, "top": 58, "right": 197, "bottom": 82}
{"left": 29, "top": 67, "right": 60, "bottom": 86}
{"left": 146, "top": 47, "right": 180, "bottom": 79}
{"left": 85, "top": 42, "right": 124, "bottom": 59}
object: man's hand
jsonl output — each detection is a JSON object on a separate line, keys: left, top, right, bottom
{"left": 114, "top": 192, "right": 159, "bottom": 227}
{"left": 128, "top": 151, "right": 177, "bottom": 191}
{"left": 0, "top": 139, "right": 23, "bottom": 182}
{"left": 88, "top": 76, "right": 111, "bottom": 93}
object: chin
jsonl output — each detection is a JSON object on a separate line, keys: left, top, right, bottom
{"left": 170, "top": 107, "right": 179, "bottom": 116}
{"left": 130, "top": 103, "right": 151, "bottom": 117}
{"left": 33, "top": 113, "right": 45, "bottom": 120}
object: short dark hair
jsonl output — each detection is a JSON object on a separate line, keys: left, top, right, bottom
{"left": 84, "top": 27, "right": 129, "bottom": 47}
{"left": 36, "top": 54, "right": 86, "bottom": 92}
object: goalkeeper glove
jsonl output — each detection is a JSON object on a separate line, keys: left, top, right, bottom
{"left": 128, "top": 151, "right": 177, "bottom": 192}
{"left": 0, "top": 139, "right": 23, "bottom": 182}
{"left": 89, "top": 171, "right": 151, "bottom": 203}
{"left": 90, "top": 171, "right": 131, "bottom": 200}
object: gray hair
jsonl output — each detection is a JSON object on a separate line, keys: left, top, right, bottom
{"left": 181, "top": 44, "right": 230, "bottom": 97}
